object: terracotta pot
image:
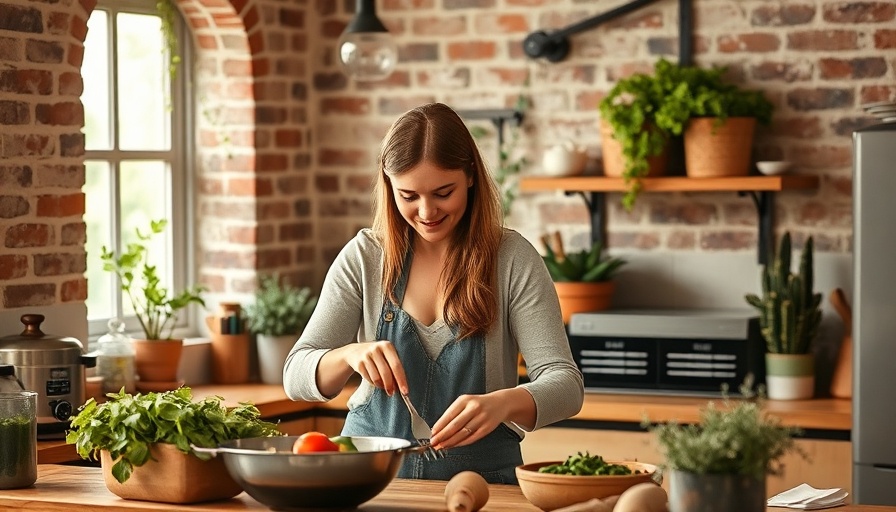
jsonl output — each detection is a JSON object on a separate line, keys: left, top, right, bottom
{"left": 132, "top": 339, "right": 183, "bottom": 383}
{"left": 554, "top": 281, "right": 615, "bottom": 324}
{"left": 683, "top": 117, "right": 757, "bottom": 178}
{"left": 599, "top": 119, "right": 668, "bottom": 179}
{"left": 101, "top": 443, "right": 243, "bottom": 504}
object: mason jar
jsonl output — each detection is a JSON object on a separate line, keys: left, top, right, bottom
{"left": 0, "top": 391, "right": 38, "bottom": 489}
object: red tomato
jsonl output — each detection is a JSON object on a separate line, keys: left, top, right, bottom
{"left": 292, "top": 431, "right": 339, "bottom": 453}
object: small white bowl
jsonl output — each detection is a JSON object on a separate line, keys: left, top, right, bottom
{"left": 756, "top": 161, "right": 793, "bottom": 176}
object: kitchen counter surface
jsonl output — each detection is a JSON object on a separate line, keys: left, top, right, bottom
{"left": 38, "top": 383, "right": 851, "bottom": 464}
{"left": 190, "top": 383, "right": 853, "bottom": 430}
{"left": 0, "top": 464, "right": 892, "bottom": 511}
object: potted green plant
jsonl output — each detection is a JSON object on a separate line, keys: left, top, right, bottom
{"left": 100, "top": 219, "right": 206, "bottom": 384}
{"left": 541, "top": 232, "right": 627, "bottom": 324}
{"left": 599, "top": 59, "right": 677, "bottom": 210}
{"left": 745, "top": 232, "right": 822, "bottom": 400}
{"left": 650, "top": 380, "right": 806, "bottom": 512}
{"left": 65, "top": 387, "right": 282, "bottom": 503}
{"left": 656, "top": 61, "right": 775, "bottom": 178}
{"left": 245, "top": 274, "right": 318, "bottom": 385}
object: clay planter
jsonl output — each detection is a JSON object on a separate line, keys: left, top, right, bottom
{"left": 683, "top": 117, "right": 756, "bottom": 178}
{"left": 599, "top": 119, "right": 669, "bottom": 179}
{"left": 553, "top": 281, "right": 615, "bottom": 324}
{"left": 132, "top": 339, "right": 183, "bottom": 383}
{"left": 101, "top": 443, "right": 243, "bottom": 504}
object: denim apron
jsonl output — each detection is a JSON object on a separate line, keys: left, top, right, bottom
{"left": 340, "top": 252, "right": 522, "bottom": 484}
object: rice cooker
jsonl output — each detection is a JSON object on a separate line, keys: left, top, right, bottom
{"left": 0, "top": 313, "right": 96, "bottom": 439}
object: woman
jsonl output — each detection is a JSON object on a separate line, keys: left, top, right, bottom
{"left": 283, "top": 102, "right": 584, "bottom": 484}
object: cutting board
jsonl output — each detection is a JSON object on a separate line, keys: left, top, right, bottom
{"left": 829, "top": 288, "right": 853, "bottom": 399}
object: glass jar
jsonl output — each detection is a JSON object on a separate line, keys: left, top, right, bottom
{"left": 95, "top": 318, "right": 136, "bottom": 395}
{"left": 0, "top": 390, "right": 37, "bottom": 489}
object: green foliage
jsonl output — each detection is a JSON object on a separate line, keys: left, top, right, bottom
{"left": 245, "top": 274, "right": 318, "bottom": 336}
{"left": 65, "top": 387, "right": 282, "bottom": 483}
{"left": 599, "top": 58, "right": 775, "bottom": 210}
{"left": 156, "top": 0, "right": 180, "bottom": 80}
{"left": 599, "top": 61, "right": 674, "bottom": 210}
{"left": 745, "top": 232, "right": 822, "bottom": 354}
{"left": 649, "top": 379, "right": 805, "bottom": 479}
{"left": 537, "top": 452, "right": 636, "bottom": 475}
{"left": 654, "top": 60, "right": 775, "bottom": 137}
{"left": 100, "top": 219, "right": 206, "bottom": 340}
{"left": 469, "top": 93, "right": 529, "bottom": 218}
{"left": 541, "top": 233, "right": 627, "bottom": 283}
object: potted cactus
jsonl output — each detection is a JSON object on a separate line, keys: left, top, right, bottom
{"left": 744, "top": 232, "right": 822, "bottom": 400}
{"left": 541, "top": 232, "right": 627, "bottom": 324}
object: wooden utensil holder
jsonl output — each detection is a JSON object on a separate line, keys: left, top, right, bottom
{"left": 206, "top": 315, "right": 250, "bottom": 385}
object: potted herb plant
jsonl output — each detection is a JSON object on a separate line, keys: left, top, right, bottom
{"left": 745, "top": 232, "right": 822, "bottom": 400}
{"left": 650, "top": 380, "right": 805, "bottom": 512}
{"left": 657, "top": 61, "right": 775, "bottom": 178}
{"left": 245, "top": 274, "right": 318, "bottom": 385}
{"left": 100, "top": 219, "right": 206, "bottom": 385}
{"left": 599, "top": 59, "right": 677, "bottom": 210}
{"left": 541, "top": 231, "right": 627, "bottom": 324}
{"left": 65, "top": 387, "right": 282, "bottom": 504}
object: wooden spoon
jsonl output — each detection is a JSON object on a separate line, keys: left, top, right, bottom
{"left": 829, "top": 288, "right": 852, "bottom": 335}
{"left": 829, "top": 288, "right": 853, "bottom": 399}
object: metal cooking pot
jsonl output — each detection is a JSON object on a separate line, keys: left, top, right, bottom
{"left": 0, "top": 314, "right": 96, "bottom": 439}
{"left": 192, "top": 436, "right": 425, "bottom": 510}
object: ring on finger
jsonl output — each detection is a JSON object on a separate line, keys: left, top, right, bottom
{"left": 461, "top": 427, "right": 472, "bottom": 435}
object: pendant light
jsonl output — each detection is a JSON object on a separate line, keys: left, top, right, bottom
{"left": 338, "top": 0, "right": 397, "bottom": 81}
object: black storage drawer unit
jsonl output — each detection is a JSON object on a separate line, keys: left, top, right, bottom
{"left": 568, "top": 309, "right": 765, "bottom": 396}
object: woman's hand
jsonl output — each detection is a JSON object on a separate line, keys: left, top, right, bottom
{"left": 340, "top": 340, "right": 408, "bottom": 396}
{"left": 429, "top": 393, "right": 511, "bottom": 450}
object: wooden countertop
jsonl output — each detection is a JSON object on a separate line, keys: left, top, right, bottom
{"left": 191, "top": 383, "right": 852, "bottom": 431}
{"left": 0, "top": 465, "right": 891, "bottom": 511}
{"left": 39, "top": 383, "right": 852, "bottom": 464}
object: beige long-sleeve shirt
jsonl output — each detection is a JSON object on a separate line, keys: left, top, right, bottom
{"left": 283, "top": 228, "right": 584, "bottom": 434}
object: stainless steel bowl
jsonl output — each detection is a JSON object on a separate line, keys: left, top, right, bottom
{"left": 193, "top": 436, "right": 424, "bottom": 510}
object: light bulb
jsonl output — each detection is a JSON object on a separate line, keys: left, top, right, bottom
{"left": 338, "top": 31, "right": 397, "bottom": 82}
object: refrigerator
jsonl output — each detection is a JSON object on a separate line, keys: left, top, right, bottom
{"left": 852, "top": 111, "right": 896, "bottom": 505}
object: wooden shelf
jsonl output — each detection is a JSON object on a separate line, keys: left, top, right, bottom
{"left": 519, "top": 174, "right": 821, "bottom": 264}
{"left": 519, "top": 174, "right": 820, "bottom": 193}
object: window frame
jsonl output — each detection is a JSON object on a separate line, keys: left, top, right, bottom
{"left": 84, "top": 0, "right": 197, "bottom": 342}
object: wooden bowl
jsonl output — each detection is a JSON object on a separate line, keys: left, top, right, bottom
{"left": 515, "top": 460, "right": 658, "bottom": 511}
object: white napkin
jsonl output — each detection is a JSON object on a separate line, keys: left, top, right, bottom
{"left": 767, "top": 483, "right": 849, "bottom": 509}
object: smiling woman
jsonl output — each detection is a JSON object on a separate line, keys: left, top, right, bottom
{"left": 283, "top": 102, "right": 584, "bottom": 485}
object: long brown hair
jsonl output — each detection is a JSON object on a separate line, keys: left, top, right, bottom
{"left": 372, "top": 103, "right": 503, "bottom": 339}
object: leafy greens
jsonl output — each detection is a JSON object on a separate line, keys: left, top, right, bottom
{"left": 65, "top": 387, "right": 282, "bottom": 483}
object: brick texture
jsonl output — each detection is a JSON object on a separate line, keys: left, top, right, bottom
{"left": 1, "top": 0, "right": 894, "bottom": 313}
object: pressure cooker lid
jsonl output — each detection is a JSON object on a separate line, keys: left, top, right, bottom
{"left": 0, "top": 314, "right": 86, "bottom": 366}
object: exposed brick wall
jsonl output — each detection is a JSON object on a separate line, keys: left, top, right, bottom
{"left": 0, "top": 0, "right": 89, "bottom": 310}
{"left": 311, "top": 1, "right": 894, "bottom": 266}
{"left": 2, "top": 0, "right": 895, "bottom": 314}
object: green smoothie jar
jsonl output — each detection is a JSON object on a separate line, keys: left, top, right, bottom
{"left": 0, "top": 390, "right": 37, "bottom": 489}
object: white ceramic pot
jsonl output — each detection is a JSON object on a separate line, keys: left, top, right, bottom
{"left": 765, "top": 353, "right": 814, "bottom": 400}
{"left": 256, "top": 334, "right": 299, "bottom": 385}
{"left": 542, "top": 142, "right": 587, "bottom": 176}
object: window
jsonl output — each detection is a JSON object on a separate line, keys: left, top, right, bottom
{"left": 82, "top": 0, "right": 194, "bottom": 339}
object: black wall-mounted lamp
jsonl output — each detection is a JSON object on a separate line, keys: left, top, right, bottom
{"left": 338, "top": 0, "right": 398, "bottom": 81}
{"left": 522, "top": 0, "right": 692, "bottom": 65}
